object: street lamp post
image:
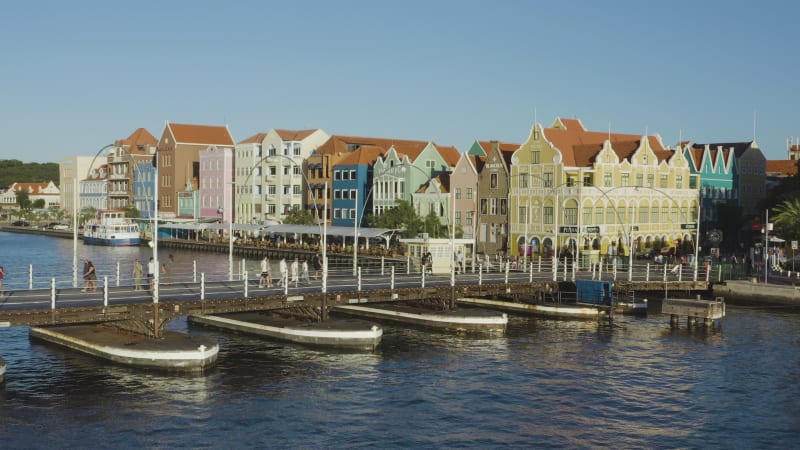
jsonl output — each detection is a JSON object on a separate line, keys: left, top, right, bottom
{"left": 74, "top": 144, "right": 115, "bottom": 287}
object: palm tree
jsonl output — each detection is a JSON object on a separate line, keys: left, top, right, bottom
{"left": 772, "top": 199, "right": 800, "bottom": 241}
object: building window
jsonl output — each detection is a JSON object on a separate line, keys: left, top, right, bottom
{"left": 565, "top": 207, "right": 577, "bottom": 225}
{"left": 350, "top": 209, "right": 356, "bottom": 219}
{"left": 520, "top": 173, "right": 529, "bottom": 188}
{"left": 676, "top": 176, "right": 683, "bottom": 189}
{"left": 455, "top": 211, "right": 462, "bottom": 226}
{"left": 651, "top": 207, "right": 658, "bottom": 223}
{"left": 334, "top": 189, "right": 341, "bottom": 200}
{"left": 490, "top": 198, "right": 497, "bottom": 215}
{"left": 621, "top": 173, "right": 630, "bottom": 187}
{"left": 635, "top": 174, "right": 643, "bottom": 186}
{"left": 333, "top": 209, "right": 341, "bottom": 219}
{"left": 532, "top": 151, "right": 540, "bottom": 164}
{"left": 604, "top": 173, "right": 612, "bottom": 187}
{"left": 519, "top": 206, "right": 527, "bottom": 222}
{"left": 660, "top": 175, "right": 668, "bottom": 189}
{"left": 293, "top": 144, "right": 301, "bottom": 156}
{"left": 583, "top": 207, "right": 592, "bottom": 225}
{"left": 268, "top": 146, "right": 276, "bottom": 156}
{"left": 426, "top": 160, "right": 435, "bottom": 169}
{"left": 480, "top": 199, "right": 488, "bottom": 214}
{"left": 350, "top": 189, "right": 357, "bottom": 200}
{"left": 543, "top": 172, "right": 553, "bottom": 188}
{"left": 293, "top": 185, "right": 301, "bottom": 195}
{"left": 455, "top": 187, "right": 461, "bottom": 200}
{"left": 606, "top": 207, "right": 615, "bottom": 225}
{"left": 466, "top": 211, "right": 473, "bottom": 225}
{"left": 640, "top": 207, "right": 649, "bottom": 223}
{"left": 595, "top": 207, "right": 603, "bottom": 224}
{"left": 350, "top": 170, "right": 356, "bottom": 180}
{"left": 543, "top": 206, "right": 553, "bottom": 224}
{"left": 294, "top": 166, "right": 301, "bottom": 176}
{"left": 268, "top": 185, "right": 276, "bottom": 195}
{"left": 500, "top": 199, "right": 507, "bottom": 215}
{"left": 467, "top": 187, "right": 473, "bottom": 199}
{"left": 490, "top": 173, "right": 498, "bottom": 189}
{"left": 283, "top": 144, "right": 290, "bottom": 156}
{"left": 647, "top": 174, "right": 654, "bottom": 187}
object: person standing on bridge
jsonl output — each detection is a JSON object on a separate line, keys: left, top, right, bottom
{"left": 301, "top": 259, "right": 310, "bottom": 284}
{"left": 133, "top": 259, "right": 144, "bottom": 291}
{"left": 311, "top": 253, "right": 321, "bottom": 280}
{"left": 278, "top": 257, "right": 288, "bottom": 287}
{"left": 259, "top": 256, "right": 272, "bottom": 288}
{"left": 291, "top": 259, "right": 299, "bottom": 287}
{"left": 147, "top": 257, "right": 156, "bottom": 292}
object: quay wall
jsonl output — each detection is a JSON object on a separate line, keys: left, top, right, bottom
{"left": 713, "top": 280, "right": 800, "bottom": 307}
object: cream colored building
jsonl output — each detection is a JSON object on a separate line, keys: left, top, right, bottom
{"left": 509, "top": 118, "right": 700, "bottom": 263}
{"left": 234, "top": 128, "right": 329, "bottom": 224}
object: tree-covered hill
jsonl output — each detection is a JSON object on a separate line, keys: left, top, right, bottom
{"left": 0, "top": 159, "right": 60, "bottom": 189}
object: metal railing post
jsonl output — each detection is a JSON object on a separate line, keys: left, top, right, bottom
{"left": 193, "top": 260, "right": 197, "bottom": 283}
{"left": 243, "top": 270, "right": 249, "bottom": 298}
{"left": 381, "top": 256, "right": 385, "bottom": 276}
{"left": 529, "top": 262, "right": 533, "bottom": 282}
{"left": 29, "top": 264, "right": 33, "bottom": 290}
{"left": 116, "top": 261, "right": 121, "bottom": 287}
{"left": 51, "top": 278, "right": 56, "bottom": 309}
{"left": 103, "top": 276, "right": 108, "bottom": 307}
{"left": 357, "top": 267, "right": 362, "bottom": 291}
{"left": 479, "top": 264, "right": 483, "bottom": 286}
{"left": 200, "top": 273, "right": 205, "bottom": 300}
{"left": 421, "top": 267, "right": 426, "bottom": 288}
{"left": 505, "top": 261, "right": 509, "bottom": 284}
{"left": 391, "top": 266, "right": 395, "bottom": 290}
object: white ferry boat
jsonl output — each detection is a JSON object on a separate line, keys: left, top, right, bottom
{"left": 82, "top": 210, "right": 141, "bottom": 246}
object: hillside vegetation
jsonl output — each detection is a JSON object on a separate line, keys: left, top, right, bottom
{"left": 0, "top": 159, "right": 60, "bottom": 189}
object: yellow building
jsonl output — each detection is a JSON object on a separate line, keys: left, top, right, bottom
{"left": 509, "top": 118, "right": 700, "bottom": 264}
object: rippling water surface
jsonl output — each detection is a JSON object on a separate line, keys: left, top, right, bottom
{"left": 1, "top": 232, "right": 799, "bottom": 448}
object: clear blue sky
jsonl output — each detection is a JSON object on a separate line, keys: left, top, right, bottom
{"left": 2, "top": 0, "right": 798, "bottom": 163}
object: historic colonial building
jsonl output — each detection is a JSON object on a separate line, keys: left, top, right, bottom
{"left": 471, "top": 140, "right": 519, "bottom": 258}
{"left": 509, "top": 118, "right": 700, "bottom": 264}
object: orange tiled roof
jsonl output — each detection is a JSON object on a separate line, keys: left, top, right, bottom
{"left": 542, "top": 117, "right": 667, "bottom": 167}
{"left": 766, "top": 159, "right": 800, "bottom": 176}
{"left": 315, "top": 135, "right": 431, "bottom": 161}
{"left": 274, "top": 129, "right": 319, "bottom": 141}
{"left": 168, "top": 123, "right": 234, "bottom": 146}
{"left": 436, "top": 145, "right": 460, "bottom": 167}
{"left": 114, "top": 128, "right": 157, "bottom": 153}
{"left": 238, "top": 132, "right": 267, "bottom": 144}
{"left": 336, "top": 146, "right": 385, "bottom": 166}
{"left": 9, "top": 182, "right": 54, "bottom": 194}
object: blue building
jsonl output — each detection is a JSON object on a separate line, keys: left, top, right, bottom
{"left": 331, "top": 147, "right": 384, "bottom": 227}
{"left": 134, "top": 161, "right": 155, "bottom": 218}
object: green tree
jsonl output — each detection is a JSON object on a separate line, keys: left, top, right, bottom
{"left": 282, "top": 206, "right": 316, "bottom": 225}
{"left": 31, "top": 198, "right": 45, "bottom": 209}
{"left": 15, "top": 190, "right": 31, "bottom": 209}
{"left": 79, "top": 206, "right": 97, "bottom": 225}
{"left": 123, "top": 204, "right": 140, "bottom": 218}
{"left": 772, "top": 199, "right": 800, "bottom": 242}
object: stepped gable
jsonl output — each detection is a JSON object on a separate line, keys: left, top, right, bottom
{"left": 168, "top": 123, "right": 234, "bottom": 146}
{"left": 543, "top": 117, "right": 668, "bottom": 166}
{"left": 692, "top": 141, "right": 755, "bottom": 158}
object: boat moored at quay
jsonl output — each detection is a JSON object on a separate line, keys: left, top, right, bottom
{"left": 82, "top": 210, "right": 142, "bottom": 246}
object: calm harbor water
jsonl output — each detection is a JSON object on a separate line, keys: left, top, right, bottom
{"left": 1, "top": 232, "right": 799, "bottom": 449}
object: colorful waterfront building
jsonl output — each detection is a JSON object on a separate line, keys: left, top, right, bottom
{"left": 470, "top": 140, "right": 519, "bottom": 259}
{"left": 509, "top": 117, "right": 700, "bottom": 263}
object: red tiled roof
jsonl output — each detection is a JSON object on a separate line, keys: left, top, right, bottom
{"left": 168, "top": 123, "right": 234, "bottom": 146}
{"left": 436, "top": 145, "right": 460, "bottom": 167}
{"left": 336, "top": 146, "right": 385, "bottom": 166}
{"left": 238, "top": 132, "right": 267, "bottom": 144}
{"left": 542, "top": 117, "right": 667, "bottom": 167}
{"left": 315, "top": 135, "right": 431, "bottom": 161}
{"left": 274, "top": 129, "right": 319, "bottom": 141}
{"left": 766, "top": 160, "right": 800, "bottom": 176}
{"left": 114, "top": 128, "right": 157, "bottom": 153}
{"left": 9, "top": 182, "right": 55, "bottom": 194}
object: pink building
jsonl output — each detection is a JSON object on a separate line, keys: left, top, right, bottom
{"left": 199, "top": 145, "right": 234, "bottom": 222}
